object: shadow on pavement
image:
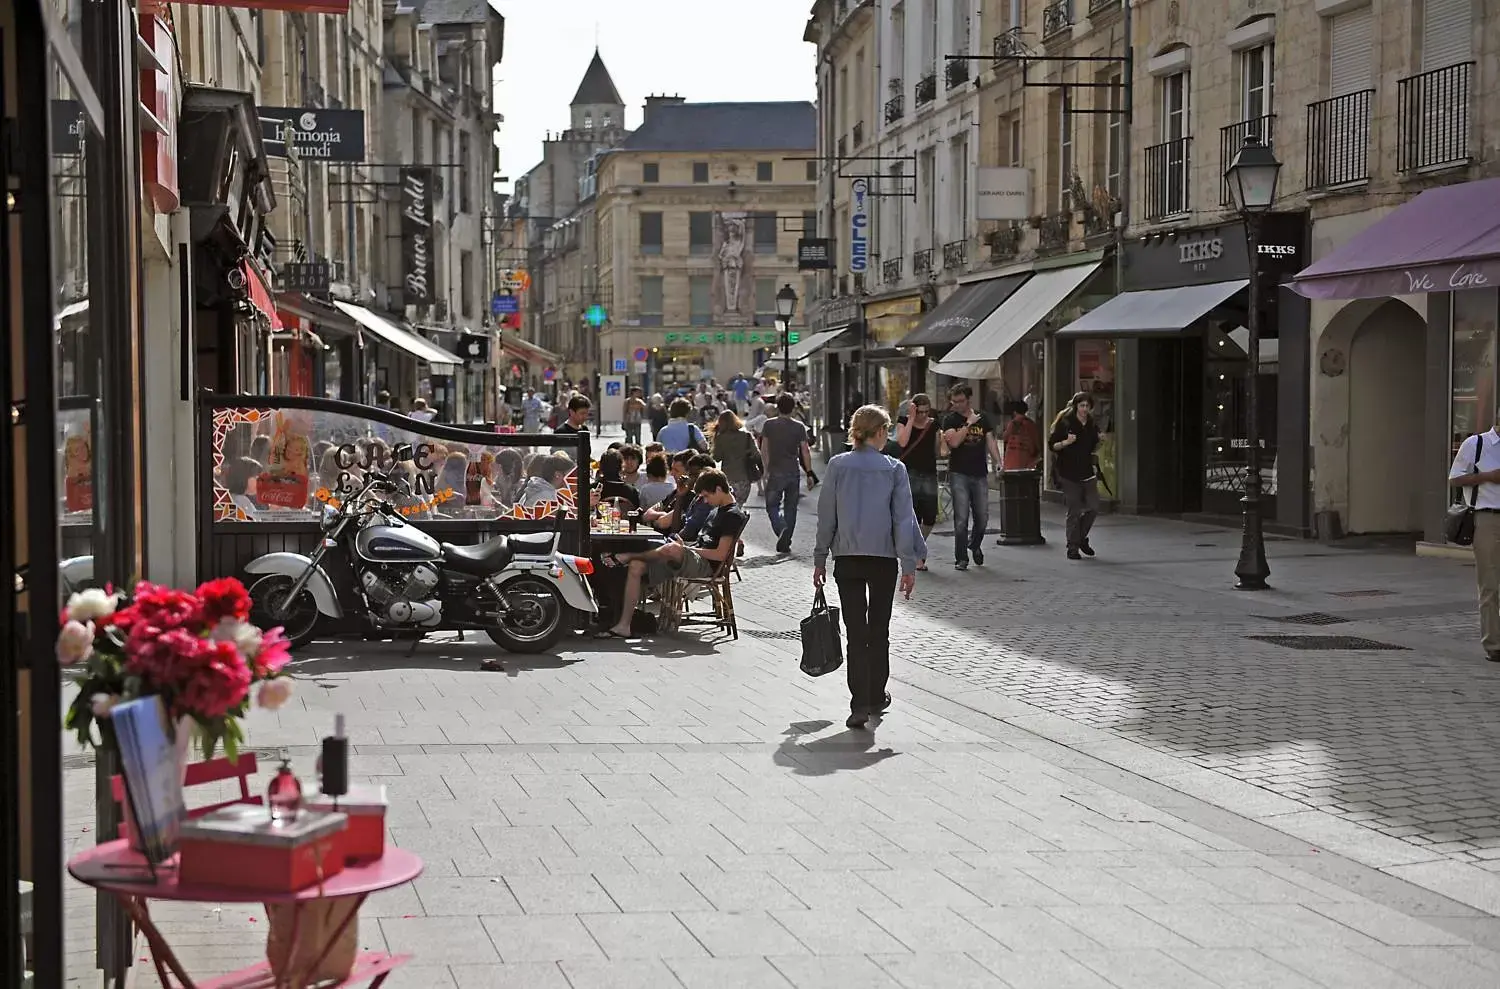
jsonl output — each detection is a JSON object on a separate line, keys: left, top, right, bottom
{"left": 773, "top": 721, "right": 900, "bottom": 777}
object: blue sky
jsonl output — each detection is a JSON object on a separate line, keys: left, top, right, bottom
{"left": 491, "top": 0, "right": 819, "bottom": 192}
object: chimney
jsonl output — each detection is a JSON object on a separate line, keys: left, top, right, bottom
{"left": 643, "top": 93, "right": 686, "bottom": 124}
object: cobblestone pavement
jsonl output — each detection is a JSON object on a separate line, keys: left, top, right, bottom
{"left": 56, "top": 427, "right": 1500, "bottom": 987}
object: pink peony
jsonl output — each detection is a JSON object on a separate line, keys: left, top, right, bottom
{"left": 256, "top": 678, "right": 294, "bottom": 711}
{"left": 56, "top": 620, "right": 95, "bottom": 665}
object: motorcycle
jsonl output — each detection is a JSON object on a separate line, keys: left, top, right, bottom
{"left": 242, "top": 466, "right": 597, "bottom": 654}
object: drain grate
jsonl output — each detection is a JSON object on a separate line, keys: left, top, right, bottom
{"left": 1329, "top": 589, "right": 1395, "bottom": 598}
{"left": 1248, "top": 634, "right": 1407, "bottom": 651}
{"left": 1262, "top": 612, "right": 1350, "bottom": 626}
{"left": 744, "top": 629, "right": 802, "bottom": 641}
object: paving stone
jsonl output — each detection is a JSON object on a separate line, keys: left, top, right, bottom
{"left": 579, "top": 912, "right": 707, "bottom": 960}
{"left": 1163, "top": 948, "right": 1326, "bottom": 989}
{"left": 674, "top": 910, "right": 809, "bottom": 958}
{"left": 479, "top": 914, "right": 603, "bottom": 963}
{"left": 767, "top": 954, "right": 904, "bottom": 989}
{"left": 594, "top": 873, "right": 714, "bottom": 913}
{"left": 557, "top": 958, "right": 685, "bottom": 989}
{"left": 958, "top": 905, "right": 1101, "bottom": 949}
{"left": 1044, "top": 904, "right": 1196, "bottom": 949}
{"left": 379, "top": 916, "right": 500, "bottom": 965}
{"left": 666, "top": 956, "right": 796, "bottom": 989}
{"left": 503, "top": 875, "right": 618, "bottom": 915}
{"left": 966, "top": 949, "right": 1117, "bottom": 989}
{"left": 1069, "top": 948, "right": 1223, "bottom": 989}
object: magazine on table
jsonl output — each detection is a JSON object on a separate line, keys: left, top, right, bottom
{"left": 111, "top": 696, "right": 187, "bottom": 864}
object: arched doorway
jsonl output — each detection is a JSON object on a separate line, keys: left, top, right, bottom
{"left": 1348, "top": 300, "right": 1427, "bottom": 533}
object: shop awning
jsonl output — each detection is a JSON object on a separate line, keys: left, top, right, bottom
{"left": 789, "top": 328, "right": 849, "bottom": 361}
{"left": 897, "top": 274, "right": 1029, "bottom": 348}
{"left": 1053, "top": 279, "right": 1248, "bottom": 338}
{"left": 931, "top": 260, "right": 1102, "bottom": 379}
{"left": 331, "top": 300, "right": 464, "bottom": 372}
{"left": 242, "top": 260, "right": 284, "bottom": 331}
{"left": 1291, "top": 176, "right": 1500, "bottom": 300}
{"left": 499, "top": 333, "right": 563, "bottom": 367}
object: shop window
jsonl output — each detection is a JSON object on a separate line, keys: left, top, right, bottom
{"left": 689, "top": 211, "right": 713, "bottom": 254}
{"left": 690, "top": 276, "right": 712, "bottom": 325}
{"left": 1451, "top": 287, "right": 1498, "bottom": 463}
{"left": 1073, "top": 340, "right": 1117, "bottom": 496}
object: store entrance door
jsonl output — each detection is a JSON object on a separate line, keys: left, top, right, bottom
{"left": 1136, "top": 337, "right": 1204, "bottom": 514}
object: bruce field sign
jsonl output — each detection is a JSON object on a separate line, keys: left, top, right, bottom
{"left": 975, "top": 167, "right": 1030, "bottom": 221}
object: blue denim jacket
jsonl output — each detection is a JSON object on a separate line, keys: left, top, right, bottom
{"left": 813, "top": 447, "right": 927, "bottom": 574}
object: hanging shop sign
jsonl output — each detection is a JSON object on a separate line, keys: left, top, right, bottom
{"left": 281, "top": 260, "right": 332, "bottom": 294}
{"left": 459, "top": 334, "right": 490, "bottom": 364}
{"left": 975, "top": 167, "right": 1031, "bottom": 221}
{"left": 491, "top": 293, "right": 520, "bottom": 314}
{"left": 51, "top": 99, "right": 87, "bottom": 155}
{"left": 798, "top": 238, "right": 832, "bottom": 270}
{"left": 399, "top": 166, "right": 434, "bottom": 306}
{"left": 258, "top": 106, "right": 366, "bottom": 163}
{"left": 849, "top": 178, "right": 869, "bottom": 274}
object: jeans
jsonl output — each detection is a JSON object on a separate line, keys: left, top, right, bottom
{"left": 1059, "top": 477, "right": 1100, "bottom": 550}
{"left": 623, "top": 422, "right": 642, "bottom": 445}
{"left": 765, "top": 472, "right": 802, "bottom": 548}
{"left": 834, "top": 555, "right": 898, "bottom": 713}
{"left": 949, "top": 472, "right": 989, "bottom": 563}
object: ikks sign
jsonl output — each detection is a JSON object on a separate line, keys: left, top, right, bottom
{"left": 400, "top": 167, "right": 434, "bottom": 307}
{"left": 259, "top": 106, "right": 366, "bottom": 163}
{"left": 849, "top": 178, "right": 869, "bottom": 274}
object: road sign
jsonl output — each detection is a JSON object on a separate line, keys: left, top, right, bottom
{"left": 491, "top": 293, "right": 519, "bottom": 315}
{"left": 633, "top": 361, "right": 648, "bottom": 373}
{"left": 543, "top": 367, "right": 556, "bottom": 381}
{"left": 632, "top": 347, "right": 649, "bottom": 362}
{"left": 612, "top": 358, "right": 627, "bottom": 373}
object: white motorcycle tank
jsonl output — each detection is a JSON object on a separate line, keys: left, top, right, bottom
{"left": 354, "top": 524, "right": 442, "bottom": 563}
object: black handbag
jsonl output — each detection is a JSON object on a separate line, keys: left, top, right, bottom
{"left": 1446, "top": 434, "right": 1484, "bottom": 546}
{"left": 745, "top": 446, "right": 765, "bottom": 483}
{"left": 798, "top": 588, "right": 843, "bottom": 678}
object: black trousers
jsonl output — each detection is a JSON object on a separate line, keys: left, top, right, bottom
{"left": 833, "top": 555, "right": 899, "bottom": 713}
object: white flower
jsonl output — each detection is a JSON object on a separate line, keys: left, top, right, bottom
{"left": 65, "top": 588, "right": 119, "bottom": 623}
{"left": 256, "top": 678, "right": 294, "bottom": 711}
{"left": 56, "top": 620, "right": 95, "bottom": 666}
{"left": 210, "top": 618, "right": 263, "bottom": 662}
{"left": 90, "top": 693, "right": 120, "bottom": 718}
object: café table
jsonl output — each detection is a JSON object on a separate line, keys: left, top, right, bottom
{"left": 586, "top": 529, "right": 666, "bottom": 620}
{"left": 67, "top": 841, "right": 423, "bottom": 988}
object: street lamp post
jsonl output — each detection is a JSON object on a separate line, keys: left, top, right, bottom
{"left": 775, "top": 283, "right": 799, "bottom": 393}
{"left": 1224, "top": 134, "right": 1282, "bottom": 591}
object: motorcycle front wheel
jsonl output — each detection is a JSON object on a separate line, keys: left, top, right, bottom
{"left": 485, "top": 575, "right": 566, "bottom": 654}
{"left": 248, "top": 574, "right": 321, "bottom": 648}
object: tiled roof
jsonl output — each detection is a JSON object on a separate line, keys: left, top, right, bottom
{"left": 571, "top": 50, "right": 623, "bottom": 107}
{"left": 617, "top": 101, "right": 817, "bottom": 153}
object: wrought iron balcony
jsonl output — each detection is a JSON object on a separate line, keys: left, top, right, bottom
{"left": 913, "top": 248, "right": 933, "bottom": 277}
{"left": 1398, "top": 62, "right": 1473, "bottom": 173}
{"left": 945, "top": 59, "right": 970, "bottom": 91}
{"left": 1219, "top": 116, "right": 1276, "bottom": 206}
{"left": 942, "top": 240, "right": 968, "bottom": 270}
{"left": 1306, "top": 89, "right": 1373, "bottom": 190}
{"left": 1037, "top": 212, "right": 1071, "bottom": 253}
{"left": 1088, "top": 0, "right": 1120, "bottom": 14}
{"left": 883, "top": 257, "right": 903, "bottom": 286}
{"left": 1143, "top": 137, "right": 1191, "bottom": 221}
{"left": 993, "top": 29, "right": 1024, "bottom": 70}
{"left": 915, "top": 71, "right": 937, "bottom": 107}
{"left": 1042, "top": 0, "right": 1074, "bottom": 40}
{"left": 884, "top": 93, "right": 904, "bottom": 124}
{"left": 987, "top": 225, "right": 1022, "bottom": 262}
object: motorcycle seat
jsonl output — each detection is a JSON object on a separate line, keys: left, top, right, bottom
{"left": 441, "top": 536, "right": 514, "bottom": 575}
{"left": 508, "top": 532, "right": 556, "bottom": 554}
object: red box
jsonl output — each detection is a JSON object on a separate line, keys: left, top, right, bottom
{"left": 179, "top": 806, "right": 348, "bottom": 893}
{"left": 306, "top": 784, "right": 388, "bottom": 863}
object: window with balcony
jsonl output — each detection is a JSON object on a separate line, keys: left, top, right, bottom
{"left": 1043, "top": 0, "right": 1073, "bottom": 41}
{"left": 1144, "top": 70, "right": 1190, "bottom": 219}
{"left": 643, "top": 162, "right": 659, "bottom": 183}
{"left": 1005, "top": 115, "right": 1022, "bottom": 167}
{"left": 753, "top": 213, "right": 778, "bottom": 254}
{"left": 639, "top": 276, "right": 663, "bottom": 326}
{"left": 640, "top": 212, "right": 663, "bottom": 254}
{"left": 1056, "top": 91, "right": 1073, "bottom": 210}
{"left": 1220, "top": 43, "right": 1275, "bottom": 205}
{"left": 1308, "top": 6, "right": 1373, "bottom": 189}
{"left": 756, "top": 161, "right": 774, "bottom": 181}
{"left": 1399, "top": 0, "right": 1473, "bottom": 172}
{"left": 692, "top": 161, "right": 709, "bottom": 183}
{"left": 689, "top": 276, "right": 712, "bottom": 325}
{"left": 689, "top": 212, "right": 713, "bottom": 254}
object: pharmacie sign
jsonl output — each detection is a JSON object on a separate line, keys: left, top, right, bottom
{"left": 259, "top": 107, "right": 366, "bottom": 163}
{"left": 665, "top": 330, "right": 795, "bottom": 345}
{"left": 849, "top": 178, "right": 869, "bottom": 274}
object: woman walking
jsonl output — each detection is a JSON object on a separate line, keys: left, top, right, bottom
{"left": 894, "top": 393, "right": 940, "bottom": 571}
{"left": 813, "top": 405, "right": 925, "bottom": 730}
{"left": 1049, "top": 391, "right": 1102, "bottom": 560}
{"left": 711, "top": 409, "right": 756, "bottom": 556}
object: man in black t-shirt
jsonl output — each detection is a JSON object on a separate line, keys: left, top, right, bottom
{"left": 553, "top": 395, "right": 592, "bottom": 436}
{"left": 598, "top": 470, "right": 746, "bottom": 638}
{"left": 939, "top": 384, "right": 1002, "bottom": 571}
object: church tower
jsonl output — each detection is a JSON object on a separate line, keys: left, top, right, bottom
{"left": 569, "top": 49, "right": 625, "bottom": 135}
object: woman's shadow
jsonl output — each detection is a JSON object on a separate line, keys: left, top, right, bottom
{"left": 772, "top": 720, "right": 899, "bottom": 777}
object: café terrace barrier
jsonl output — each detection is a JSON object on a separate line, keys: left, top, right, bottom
{"left": 197, "top": 394, "right": 593, "bottom": 633}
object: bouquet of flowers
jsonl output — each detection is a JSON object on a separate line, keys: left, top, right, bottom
{"left": 58, "top": 578, "right": 294, "bottom": 760}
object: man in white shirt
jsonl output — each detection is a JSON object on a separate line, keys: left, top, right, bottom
{"left": 1449, "top": 420, "right": 1500, "bottom": 661}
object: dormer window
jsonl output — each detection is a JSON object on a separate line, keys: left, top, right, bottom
{"left": 602, "top": 113, "right": 613, "bottom": 127}
{"left": 583, "top": 114, "right": 593, "bottom": 130}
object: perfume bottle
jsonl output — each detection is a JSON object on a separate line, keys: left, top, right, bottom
{"left": 266, "top": 754, "right": 303, "bottom": 824}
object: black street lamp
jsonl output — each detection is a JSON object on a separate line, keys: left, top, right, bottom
{"left": 775, "top": 283, "right": 799, "bottom": 392}
{"left": 1224, "top": 134, "right": 1282, "bottom": 591}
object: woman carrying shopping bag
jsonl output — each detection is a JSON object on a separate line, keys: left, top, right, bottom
{"left": 1049, "top": 391, "right": 1102, "bottom": 560}
{"left": 812, "top": 405, "right": 926, "bottom": 729}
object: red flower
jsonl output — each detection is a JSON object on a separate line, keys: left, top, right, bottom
{"left": 172, "top": 638, "right": 252, "bottom": 720}
{"left": 130, "top": 582, "right": 203, "bottom": 634}
{"left": 253, "top": 627, "right": 292, "bottom": 678}
{"left": 198, "top": 578, "right": 252, "bottom": 624}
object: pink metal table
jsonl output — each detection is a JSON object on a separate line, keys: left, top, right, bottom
{"left": 68, "top": 840, "right": 423, "bottom": 988}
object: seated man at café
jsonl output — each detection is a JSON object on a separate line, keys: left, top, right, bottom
{"left": 594, "top": 448, "right": 641, "bottom": 508}
{"left": 596, "top": 469, "right": 747, "bottom": 639}
{"left": 676, "top": 454, "right": 720, "bottom": 541}
{"left": 619, "top": 444, "right": 644, "bottom": 485}
{"left": 518, "top": 453, "right": 574, "bottom": 509}
{"left": 641, "top": 452, "right": 697, "bottom": 529}
{"left": 637, "top": 452, "right": 676, "bottom": 507}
